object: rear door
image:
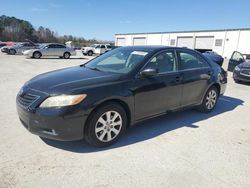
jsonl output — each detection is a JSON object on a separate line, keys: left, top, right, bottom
{"left": 228, "top": 51, "right": 245, "bottom": 72}
{"left": 55, "top": 44, "right": 66, "bottom": 56}
{"left": 176, "top": 49, "right": 212, "bottom": 107}
{"left": 134, "top": 50, "right": 182, "bottom": 120}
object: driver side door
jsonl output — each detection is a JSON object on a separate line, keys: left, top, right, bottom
{"left": 133, "top": 50, "right": 182, "bottom": 120}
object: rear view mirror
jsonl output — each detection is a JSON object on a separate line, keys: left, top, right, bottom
{"left": 140, "top": 69, "right": 158, "bottom": 78}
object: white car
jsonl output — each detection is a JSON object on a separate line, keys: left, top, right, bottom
{"left": 23, "top": 43, "right": 76, "bottom": 59}
{"left": 82, "top": 44, "right": 112, "bottom": 56}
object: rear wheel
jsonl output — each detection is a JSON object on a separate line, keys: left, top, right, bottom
{"left": 198, "top": 86, "right": 218, "bottom": 113}
{"left": 33, "top": 51, "right": 41, "bottom": 59}
{"left": 84, "top": 103, "right": 127, "bottom": 147}
{"left": 87, "top": 51, "right": 93, "bottom": 56}
{"left": 9, "top": 49, "right": 16, "bottom": 55}
{"left": 63, "top": 52, "right": 71, "bottom": 59}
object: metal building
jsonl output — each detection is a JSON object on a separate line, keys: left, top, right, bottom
{"left": 115, "top": 28, "right": 250, "bottom": 58}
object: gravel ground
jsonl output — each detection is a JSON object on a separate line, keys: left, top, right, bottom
{"left": 0, "top": 52, "right": 249, "bottom": 188}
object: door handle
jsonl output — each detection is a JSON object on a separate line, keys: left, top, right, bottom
{"left": 175, "top": 76, "right": 182, "bottom": 83}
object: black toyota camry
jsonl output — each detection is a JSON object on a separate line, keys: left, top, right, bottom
{"left": 16, "top": 46, "right": 227, "bottom": 147}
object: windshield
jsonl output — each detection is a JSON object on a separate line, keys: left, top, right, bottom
{"left": 85, "top": 48, "right": 149, "bottom": 74}
{"left": 39, "top": 44, "right": 47, "bottom": 49}
{"left": 90, "top": 44, "right": 97, "bottom": 48}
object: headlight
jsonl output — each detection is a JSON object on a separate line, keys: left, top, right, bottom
{"left": 234, "top": 66, "right": 241, "bottom": 71}
{"left": 40, "top": 94, "right": 87, "bottom": 108}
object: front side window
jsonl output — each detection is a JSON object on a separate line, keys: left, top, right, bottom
{"left": 144, "top": 51, "right": 176, "bottom": 73}
{"left": 178, "top": 51, "right": 209, "bottom": 70}
{"left": 47, "top": 44, "right": 55, "bottom": 48}
{"left": 85, "top": 48, "right": 149, "bottom": 74}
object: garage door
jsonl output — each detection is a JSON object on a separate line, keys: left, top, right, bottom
{"left": 116, "top": 38, "right": 125, "bottom": 46}
{"left": 177, "top": 37, "right": 194, "bottom": 48}
{"left": 195, "top": 36, "right": 214, "bottom": 50}
{"left": 133, "top": 37, "right": 146, "bottom": 45}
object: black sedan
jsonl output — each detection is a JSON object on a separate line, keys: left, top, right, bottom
{"left": 16, "top": 46, "right": 227, "bottom": 147}
{"left": 233, "top": 61, "right": 250, "bottom": 83}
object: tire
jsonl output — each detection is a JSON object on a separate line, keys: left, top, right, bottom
{"left": 198, "top": 86, "right": 219, "bottom": 113}
{"left": 234, "top": 79, "right": 240, "bottom": 83}
{"left": 63, "top": 52, "right": 70, "bottom": 59}
{"left": 9, "top": 49, "right": 16, "bottom": 55}
{"left": 84, "top": 102, "right": 127, "bottom": 147}
{"left": 87, "top": 51, "right": 93, "bottom": 56}
{"left": 33, "top": 51, "right": 41, "bottom": 59}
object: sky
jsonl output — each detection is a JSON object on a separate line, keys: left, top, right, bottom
{"left": 1, "top": 0, "right": 250, "bottom": 40}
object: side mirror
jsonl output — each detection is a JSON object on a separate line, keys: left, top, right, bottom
{"left": 140, "top": 68, "right": 158, "bottom": 78}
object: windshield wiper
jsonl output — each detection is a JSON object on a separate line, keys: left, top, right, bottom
{"left": 87, "top": 66, "right": 101, "bottom": 71}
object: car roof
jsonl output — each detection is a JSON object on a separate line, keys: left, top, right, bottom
{"left": 120, "top": 45, "right": 190, "bottom": 52}
{"left": 46, "top": 43, "right": 65, "bottom": 45}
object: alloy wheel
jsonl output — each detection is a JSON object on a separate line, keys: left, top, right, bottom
{"left": 95, "top": 111, "right": 122, "bottom": 142}
{"left": 205, "top": 89, "right": 217, "bottom": 109}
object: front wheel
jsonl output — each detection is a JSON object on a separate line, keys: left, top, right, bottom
{"left": 9, "top": 49, "right": 16, "bottom": 55}
{"left": 63, "top": 52, "right": 71, "bottom": 59}
{"left": 87, "top": 51, "right": 93, "bottom": 56}
{"left": 198, "top": 86, "right": 219, "bottom": 113}
{"left": 84, "top": 103, "right": 127, "bottom": 147}
{"left": 33, "top": 51, "right": 41, "bottom": 59}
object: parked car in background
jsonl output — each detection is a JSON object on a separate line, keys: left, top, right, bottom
{"left": 232, "top": 53, "right": 250, "bottom": 83}
{"left": 16, "top": 46, "right": 227, "bottom": 147}
{"left": 23, "top": 43, "right": 76, "bottom": 59}
{"left": 82, "top": 44, "right": 111, "bottom": 56}
{"left": 7, "top": 42, "right": 40, "bottom": 55}
{"left": 0, "top": 42, "right": 7, "bottom": 48}
{"left": 203, "top": 51, "right": 224, "bottom": 66}
{"left": 227, "top": 51, "right": 248, "bottom": 72}
{"left": 1, "top": 42, "right": 16, "bottom": 53}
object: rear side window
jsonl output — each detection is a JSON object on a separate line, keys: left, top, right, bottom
{"left": 178, "top": 51, "right": 209, "bottom": 70}
{"left": 56, "top": 44, "right": 66, "bottom": 48}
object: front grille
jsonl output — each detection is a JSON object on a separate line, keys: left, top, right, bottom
{"left": 240, "top": 69, "right": 250, "bottom": 76}
{"left": 17, "top": 93, "right": 39, "bottom": 108}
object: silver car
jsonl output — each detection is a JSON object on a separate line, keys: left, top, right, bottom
{"left": 7, "top": 42, "right": 39, "bottom": 55}
{"left": 23, "top": 43, "right": 76, "bottom": 59}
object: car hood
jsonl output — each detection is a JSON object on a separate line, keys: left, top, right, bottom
{"left": 240, "top": 61, "right": 250, "bottom": 68}
{"left": 26, "top": 66, "right": 122, "bottom": 94}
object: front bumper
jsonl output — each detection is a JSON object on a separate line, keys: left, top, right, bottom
{"left": 1, "top": 48, "right": 9, "bottom": 53}
{"left": 16, "top": 88, "right": 89, "bottom": 141}
{"left": 233, "top": 71, "right": 250, "bottom": 82}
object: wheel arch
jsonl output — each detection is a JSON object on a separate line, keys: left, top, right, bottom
{"left": 84, "top": 98, "right": 132, "bottom": 134}
{"left": 199, "top": 82, "right": 221, "bottom": 106}
{"left": 33, "top": 50, "right": 42, "bottom": 56}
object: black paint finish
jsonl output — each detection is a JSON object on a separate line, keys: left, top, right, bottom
{"left": 16, "top": 46, "right": 227, "bottom": 141}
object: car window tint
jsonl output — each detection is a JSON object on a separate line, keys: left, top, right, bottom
{"left": 48, "top": 44, "right": 55, "bottom": 48}
{"left": 179, "top": 51, "right": 208, "bottom": 70}
{"left": 144, "top": 51, "right": 176, "bottom": 73}
{"left": 57, "top": 44, "right": 65, "bottom": 48}
{"left": 101, "top": 45, "right": 105, "bottom": 49}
